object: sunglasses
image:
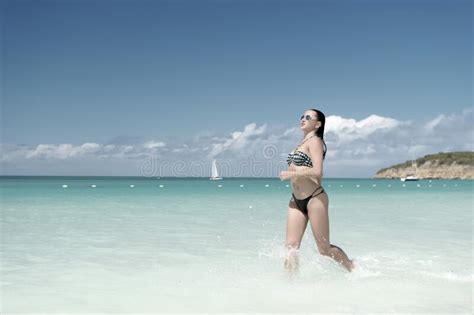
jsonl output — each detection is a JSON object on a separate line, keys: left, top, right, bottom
{"left": 300, "top": 114, "right": 318, "bottom": 121}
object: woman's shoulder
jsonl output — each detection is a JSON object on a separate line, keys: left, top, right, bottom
{"left": 306, "top": 136, "right": 323, "bottom": 147}
{"left": 300, "top": 137, "right": 322, "bottom": 155}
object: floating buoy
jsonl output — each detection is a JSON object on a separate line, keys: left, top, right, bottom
{"left": 239, "top": 184, "right": 244, "bottom": 187}
{"left": 429, "top": 180, "right": 432, "bottom": 183}
{"left": 356, "top": 184, "right": 360, "bottom": 188}
{"left": 402, "top": 184, "right": 406, "bottom": 187}
{"left": 159, "top": 184, "right": 164, "bottom": 188}
{"left": 130, "top": 184, "right": 135, "bottom": 188}
{"left": 417, "top": 184, "right": 421, "bottom": 187}
{"left": 62, "top": 184, "right": 68, "bottom": 188}
{"left": 218, "top": 184, "right": 222, "bottom": 188}
{"left": 372, "top": 184, "right": 376, "bottom": 187}
{"left": 249, "top": 205, "right": 253, "bottom": 209}
{"left": 285, "top": 184, "right": 289, "bottom": 187}
{"left": 265, "top": 184, "right": 270, "bottom": 187}
{"left": 91, "top": 184, "right": 96, "bottom": 188}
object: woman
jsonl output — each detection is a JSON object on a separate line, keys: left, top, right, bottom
{"left": 279, "top": 108, "right": 355, "bottom": 273}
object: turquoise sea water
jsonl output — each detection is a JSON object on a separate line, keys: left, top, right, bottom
{"left": 1, "top": 177, "right": 472, "bottom": 314}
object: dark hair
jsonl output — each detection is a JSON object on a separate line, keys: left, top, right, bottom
{"left": 309, "top": 108, "right": 327, "bottom": 160}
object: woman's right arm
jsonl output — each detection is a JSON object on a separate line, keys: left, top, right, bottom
{"left": 290, "top": 165, "right": 321, "bottom": 185}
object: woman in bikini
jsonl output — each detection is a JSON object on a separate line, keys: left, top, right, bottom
{"left": 279, "top": 108, "right": 355, "bottom": 273}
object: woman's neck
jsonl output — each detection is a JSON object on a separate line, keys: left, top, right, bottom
{"left": 302, "top": 130, "right": 316, "bottom": 140}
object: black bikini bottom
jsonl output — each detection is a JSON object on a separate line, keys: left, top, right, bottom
{"left": 291, "top": 186, "right": 326, "bottom": 216}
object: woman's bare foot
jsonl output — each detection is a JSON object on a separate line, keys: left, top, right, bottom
{"left": 284, "top": 249, "right": 300, "bottom": 276}
{"left": 338, "top": 258, "right": 356, "bottom": 272}
{"left": 348, "top": 260, "right": 355, "bottom": 272}
{"left": 348, "top": 259, "right": 360, "bottom": 272}
{"left": 284, "top": 257, "right": 298, "bottom": 272}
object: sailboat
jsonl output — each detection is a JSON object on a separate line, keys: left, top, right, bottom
{"left": 401, "top": 158, "right": 420, "bottom": 181}
{"left": 210, "top": 159, "right": 222, "bottom": 180}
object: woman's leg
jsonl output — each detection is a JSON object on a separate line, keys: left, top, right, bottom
{"left": 307, "top": 192, "right": 354, "bottom": 272}
{"left": 284, "top": 198, "right": 309, "bottom": 274}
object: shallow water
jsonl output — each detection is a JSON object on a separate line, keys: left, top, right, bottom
{"left": 1, "top": 177, "right": 472, "bottom": 313}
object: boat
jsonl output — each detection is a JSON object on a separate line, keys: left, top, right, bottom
{"left": 401, "top": 175, "right": 419, "bottom": 182}
{"left": 210, "top": 159, "right": 222, "bottom": 180}
{"left": 401, "top": 158, "right": 419, "bottom": 181}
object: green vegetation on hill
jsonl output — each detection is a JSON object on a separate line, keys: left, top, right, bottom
{"left": 376, "top": 151, "right": 474, "bottom": 174}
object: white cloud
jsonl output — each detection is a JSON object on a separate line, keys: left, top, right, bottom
{"left": 208, "top": 122, "right": 267, "bottom": 158}
{"left": 122, "top": 145, "right": 134, "bottom": 153}
{"left": 143, "top": 141, "right": 166, "bottom": 149}
{"left": 104, "top": 144, "right": 116, "bottom": 151}
{"left": 325, "top": 114, "right": 399, "bottom": 143}
{"left": 424, "top": 108, "right": 473, "bottom": 133}
{"left": 25, "top": 143, "right": 101, "bottom": 159}
{"left": 424, "top": 114, "right": 444, "bottom": 131}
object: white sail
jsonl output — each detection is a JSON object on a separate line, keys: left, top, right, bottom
{"left": 210, "top": 159, "right": 222, "bottom": 180}
{"left": 412, "top": 159, "right": 418, "bottom": 174}
{"left": 212, "top": 160, "right": 219, "bottom": 177}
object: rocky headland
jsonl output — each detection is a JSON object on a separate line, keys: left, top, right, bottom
{"left": 374, "top": 151, "right": 473, "bottom": 180}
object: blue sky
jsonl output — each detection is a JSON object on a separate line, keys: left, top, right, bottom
{"left": 1, "top": 0, "right": 472, "bottom": 177}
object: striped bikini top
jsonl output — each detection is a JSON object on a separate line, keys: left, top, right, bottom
{"left": 287, "top": 150, "right": 313, "bottom": 167}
